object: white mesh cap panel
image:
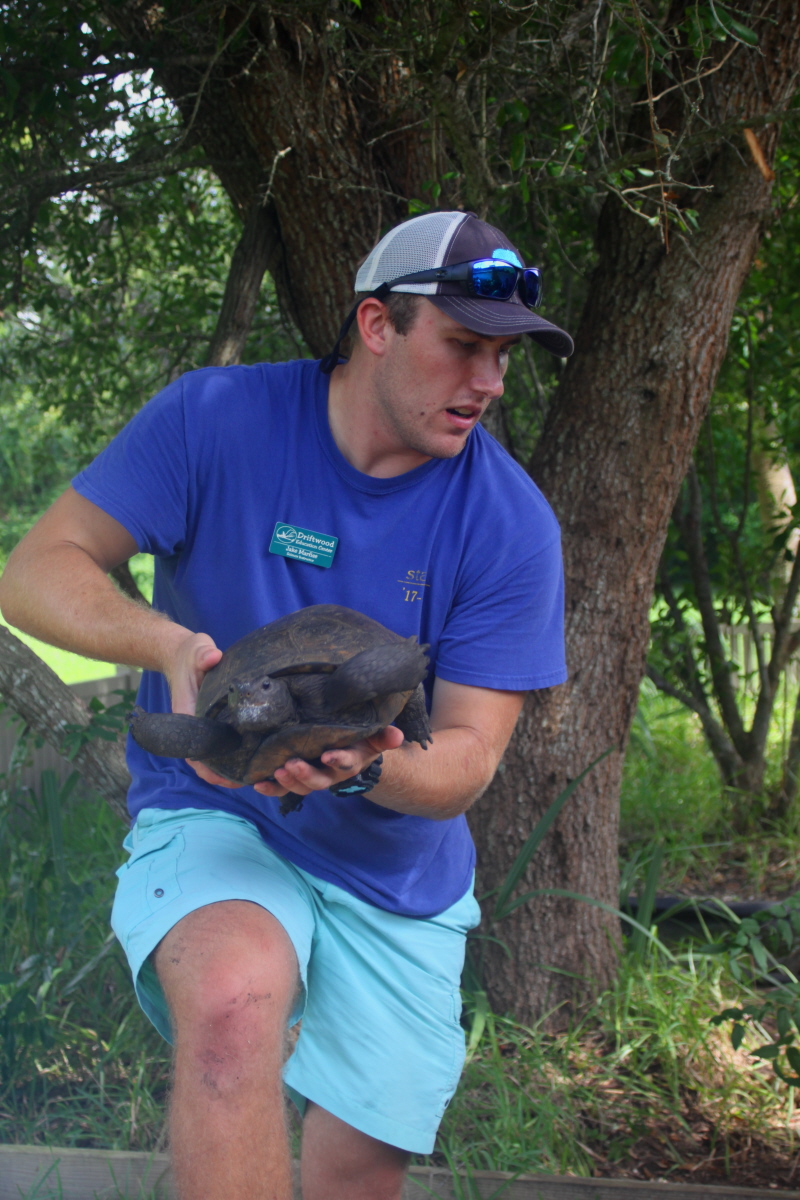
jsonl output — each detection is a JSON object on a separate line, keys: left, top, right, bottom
{"left": 355, "top": 212, "right": 468, "bottom": 295}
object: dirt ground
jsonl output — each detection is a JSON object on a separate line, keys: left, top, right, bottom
{"left": 592, "top": 1114, "right": 800, "bottom": 1189}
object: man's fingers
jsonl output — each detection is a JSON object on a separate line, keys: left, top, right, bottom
{"left": 370, "top": 726, "right": 405, "bottom": 752}
{"left": 321, "top": 725, "right": 404, "bottom": 771}
{"left": 196, "top": 644, "right": 223, "bottom": 672}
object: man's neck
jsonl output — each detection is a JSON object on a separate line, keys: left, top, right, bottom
{"left": 326, "top": 358, "right": 431, "bottom": 479}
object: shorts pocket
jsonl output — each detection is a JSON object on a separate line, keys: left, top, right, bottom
{"left": 112, "top": 829, "right": 185, "bottom": 943}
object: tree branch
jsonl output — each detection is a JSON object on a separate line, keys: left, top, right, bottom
{"left": 646, "top": 663, "right": 742, "bottom": 782}
{"left": 0, "top": 626, "right": 130, "bottom": 820}
{"left": 206, "top": 195, "right": 280, "bottom": 367}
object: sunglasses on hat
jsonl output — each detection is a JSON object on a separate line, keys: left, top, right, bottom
{"left": 320, "top": 256, "right": 545, "bottom": 373}
{"left": 387, "top": 258, "right": 543, "bottom": 309}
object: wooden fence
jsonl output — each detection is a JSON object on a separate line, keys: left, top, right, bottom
{"left": 720, "top": 623, "right": 800, "bottom": 688}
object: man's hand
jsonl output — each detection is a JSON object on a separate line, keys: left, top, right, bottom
{"left": 252, "top": 726, "right": 404, "bottom": 798}
{"left": 163, "top": 630, "right": 239, "bottom": 790}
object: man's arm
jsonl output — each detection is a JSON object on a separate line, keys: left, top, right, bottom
{"left": 264, "top": 678, "right": 524, "bottom": 820}
{"left": 0, "top": 487, "right": 402, "bottom": 792}
{"left": 0, "top": 487, "right": 222, "bottom": 701}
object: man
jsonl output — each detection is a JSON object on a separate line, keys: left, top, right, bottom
{"left": 0, "top": 211, "right": 572, "bottom": 1200}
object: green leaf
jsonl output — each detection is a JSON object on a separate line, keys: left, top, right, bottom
{"left": 750, "top": 937, "right": 768, "bottom": 973}
{"left": 726, "top": 15, "right": 759, "bottom": 44}
{"left": 731, "top": 1022, "right": 745, "bottom": 1050}
{"left": 465, "top": 989, "right": 489, "bottom": 1062}
{"left": 787, "top": 1046, "right": 800, "bottom": 1074}
{"left": 510, "top": 132, "right": 526, "bottom": 172}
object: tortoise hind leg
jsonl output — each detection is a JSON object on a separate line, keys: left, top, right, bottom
{"left": 129, "top": 706, "right": 241, "bottom": 760}
{"left": 324, "top": 639, "right": 429, "bottom": 711}
{"left": 393, "top": 685, "right": 432, "bottom": 749}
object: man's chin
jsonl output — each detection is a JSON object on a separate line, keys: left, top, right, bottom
{"left": 420, "top": 430, "right": 472, "bottom": 461}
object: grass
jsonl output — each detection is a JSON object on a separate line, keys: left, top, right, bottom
{"left": 0, "top": 765, "right": 170, "bottom": 1151}
{"left": 620, "top": 682, "right": 800, "bottom": 900}
{"left": 428, "top": 953, "right": 798, "bottom": 1184}
{"left": 3, "top": 676, "right": 800, "bottom": 1187}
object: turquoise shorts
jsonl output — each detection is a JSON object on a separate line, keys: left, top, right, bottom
{"left": 111, "top": 806, "right": 480, "bottom": 1154}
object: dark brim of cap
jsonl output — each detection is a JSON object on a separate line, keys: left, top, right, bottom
{"left": 428, "top": 294, "right": 574, "bottom": 357}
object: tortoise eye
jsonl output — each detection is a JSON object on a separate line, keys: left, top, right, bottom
{"left": 262, "top": 681, "right": 271, "bottom": 690}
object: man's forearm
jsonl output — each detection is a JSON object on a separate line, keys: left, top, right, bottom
{"left": 367, "top": 725, "right": 503, "bottom": 821}
{"left": 0, "top": 540, "right": 189, "bottom": 675}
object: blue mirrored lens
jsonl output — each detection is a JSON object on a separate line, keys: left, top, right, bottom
{"left": 520, "top": 268, "right": 542, "bottom": 308}
{"left": 469, "top": 259, "right": 517, "bottom": 299}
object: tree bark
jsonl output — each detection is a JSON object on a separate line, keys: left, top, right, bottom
{"left": 0, "top": 625, "right": 130, "bottom": 820}
{"left": 469, "top": 3, "right": 800, "bottom": 1021}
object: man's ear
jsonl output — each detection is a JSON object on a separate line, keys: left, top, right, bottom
{"left": 355, "top": 296, "right": 393, "bottom": 357}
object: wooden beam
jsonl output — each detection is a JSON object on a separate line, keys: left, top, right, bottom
{"left": 1, "top": 1145, "right": 799, "bottom": 1199}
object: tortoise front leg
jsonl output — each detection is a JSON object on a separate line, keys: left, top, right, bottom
{"left": 129, "top": 706, "right": 242, "bottom": 760}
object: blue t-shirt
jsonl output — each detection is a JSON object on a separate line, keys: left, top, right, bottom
{"left": 73, "top": 359, "right": 566, "bottom": 917}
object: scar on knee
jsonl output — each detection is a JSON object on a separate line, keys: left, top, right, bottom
{"left": 244, "top": 991, "right": 271, "bottom": 1006}
{"left": 200, "top": 1049, "right": 226, "bottom": 1067}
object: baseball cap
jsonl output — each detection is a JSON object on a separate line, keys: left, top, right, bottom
{"left": 320, "top": 211, "right": 574, "bottom": 372}
{"left": 354, "top": 211, "right": 574, "bottom": 357}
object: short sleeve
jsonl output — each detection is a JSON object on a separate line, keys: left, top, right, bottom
{"left": 434, "top": 533, "right": 567, "bottom": 692}
{"left": 71, "top": 378, "right": 189, "bottom": 557}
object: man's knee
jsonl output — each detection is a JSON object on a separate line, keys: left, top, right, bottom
{"left": 154, "top": 900, "right": 298, "bottom": 1051}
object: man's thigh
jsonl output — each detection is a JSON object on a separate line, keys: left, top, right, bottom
{"left": 285, "top": 872, "right": 481, "bottom": 1156}
{"left": 111, "top": 806, "right": 317, "bottom": 1041}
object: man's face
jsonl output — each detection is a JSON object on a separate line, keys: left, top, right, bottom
{"left": 369, "top": 300, "right": 519, "bottom": 463}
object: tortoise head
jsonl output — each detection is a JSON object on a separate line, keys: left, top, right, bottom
{"left": 227, "top": 675, "right": 298, "bottom": 732}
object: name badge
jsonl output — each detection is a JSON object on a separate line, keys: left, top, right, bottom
{"left": 269, "top": 522, "right": 338, "bottom": 569}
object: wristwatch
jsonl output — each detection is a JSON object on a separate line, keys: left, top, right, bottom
{"left": 329, "top": 755, "right": 383, "bottom": 797}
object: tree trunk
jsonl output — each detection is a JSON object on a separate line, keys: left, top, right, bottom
{"left": 469, "top": 4, "right": 800, "bottom": 1017}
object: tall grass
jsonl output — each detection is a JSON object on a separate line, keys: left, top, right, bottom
{"left": 0, "top": 756, "right": 169, "bottom": 1149}
{"left": 620, "top": 683, "right": 800, "bottom": 897}
{"left": 432, "top": 951, "right": 795, "bottom": 1181}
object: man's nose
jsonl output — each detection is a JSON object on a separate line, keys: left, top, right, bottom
{"left": 472, "top": 351, "right": 506, "bottom": 397}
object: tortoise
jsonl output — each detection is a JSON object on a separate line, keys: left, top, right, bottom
{"left": 129, "top": 604, "right": 432, "bottom": 813}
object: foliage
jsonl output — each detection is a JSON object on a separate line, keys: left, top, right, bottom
{"left": 61, "top": 688, "right": 136, "bottom": 761}
{"left": 0, "top": 756, "right": 169, "bottom": 1148}
{"left": 714, "top": 985, "right": 800, "bottom": 1087}
{"left": 0, "top": 386, "right": 90, "bottom": 561}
